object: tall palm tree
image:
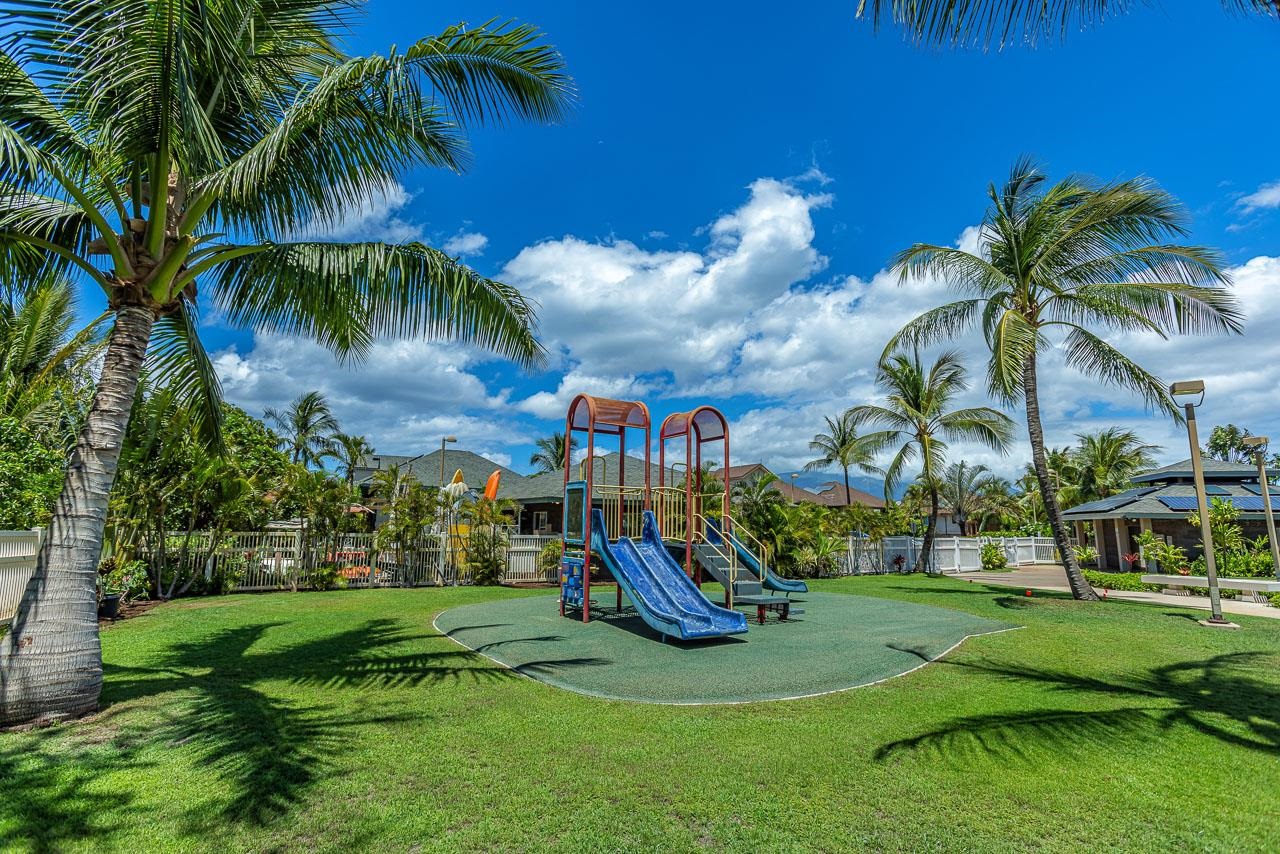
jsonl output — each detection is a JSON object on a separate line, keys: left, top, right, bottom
{"left": 529, "top": 431, "right": 576, "bottom": 474}
{"left": 856, "top": 1, "right": 1278, "bottom": 48}
{"left": 803, "top": 411, "right": 884, "bottom": 506}
{"left": 1070, "top": 428, "right": 1159, "bottom": 504}
{"left": 332, "top": 432, "right": 375, "bottom": 489}
{"left": 0, "top": 6, "right": 571, "bottom": 726}
{"left": 887, "top": 159, "right": 1240, "bottom": 599}
{"left": 266, "top": 391, "right": 340, "bottom": 469}
{"left": 848, "top": 349, "right": 1014, "bottom": 571}
{"left": 937, "top": 460, "right": 1003, "bottom": 536}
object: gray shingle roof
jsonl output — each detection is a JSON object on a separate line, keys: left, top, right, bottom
{"left": 1131, "top": 458, "right": 1274, "bottom": 483}
{"left": 353, "top": 450, "right": 523, "bottom": 493}
{"left": 503, "top": 452, "right": 674, "bottom": 502}
{"left": 1063, "top": 481, "right": 1272, "bottom": 520}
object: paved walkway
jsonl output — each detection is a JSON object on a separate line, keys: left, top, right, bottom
{"left": 954, "top": 564, "right": 1280, "bottom": 621}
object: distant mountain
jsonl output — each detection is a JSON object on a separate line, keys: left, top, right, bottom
{"left": 775, "top": 470, "right": 900, "bottom": 500}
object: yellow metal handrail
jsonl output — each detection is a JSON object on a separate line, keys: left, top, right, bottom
{"left": 692, "top": 512, "right": 740, "bottom": 607}
{"left": 721, "top": 514, "right": 769, "bottom": 579}
{"left": 651, "top": 485, "right": 688, "bottom": 542}
{"left": 594, "top": 483, "right": 646, "bottom": 540}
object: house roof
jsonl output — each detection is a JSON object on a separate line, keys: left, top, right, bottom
{"left": 353, "top": 450, "right": 523, "bottom": 494}
{"left": 1063, "top": 480, "right": 1279, "bottom": 521}
{"left": 813, "top": 482, "right": 887, "bottom": 510}
{"left": 1130, "top": 458, "right": 1276, "bottom": 483}
{"left": 723, "top": 463, "right": 770, "bottom": 483}
{"left": 503, "top": 452, "right": 673, "bottom": 503}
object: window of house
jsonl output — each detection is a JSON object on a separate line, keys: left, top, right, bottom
{"left": 533, "top": 511, "right": 549, "bottom": 533}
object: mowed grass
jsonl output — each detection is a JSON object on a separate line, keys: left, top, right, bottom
{"left": 4, "top": 575, "right": 1279, "bottom": 852}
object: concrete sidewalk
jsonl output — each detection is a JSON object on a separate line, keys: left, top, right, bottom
{"left": 953, "top": 564, "right": 1280, "bottom": 621}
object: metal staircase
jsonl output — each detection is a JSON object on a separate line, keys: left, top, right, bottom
{"left": 692, "top": 543, "right": 763, "bottom": 599}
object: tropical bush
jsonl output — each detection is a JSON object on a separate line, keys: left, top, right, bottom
{"left": 311, "top": 564, "right": 349, "bottom": 592}
{"left": 0, "top": 417, "right": 64, "bottom": 529}
{"left": 980, "top": 543, "right": 1008, "bottom": 572}
{"left": 97, "top": 557, "right": 149, "bottom": 603}
{"left": 1186, "top": 498, "right": 1276, "bottom": 579}
{"left": 538, "top": 540, "right": 564, "bottom": 577}
{"left": 1072, "top": 545, "right": 1098, "bottom": 568}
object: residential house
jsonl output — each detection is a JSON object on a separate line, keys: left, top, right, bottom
{"left": 1061, "top": 458, "right": 1278, "bottom": 570}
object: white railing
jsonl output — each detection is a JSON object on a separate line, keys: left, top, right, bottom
{"left": 0, "top": 529, "right": 42, "bottom": 624}
{"left": 841, "top": 535, "right": 1059, "bottom": 575}
{"left": 503, "top": 535, "right": 560, "bottom": 584}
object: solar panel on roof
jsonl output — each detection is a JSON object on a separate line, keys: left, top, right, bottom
{"left": 1159, "top": 496, "right": 1201, "bottom": 512}
{"left": 1204, "top": 484, "right": 1230, "bottom": 495}
{"left": 1159, "top": 495, "right": 1280, "bottom": 512}
{"left": 1242, "top": 484, "right": 1264, "bottom": 495}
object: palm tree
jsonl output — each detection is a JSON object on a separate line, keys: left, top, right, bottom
{"left": 1070, "top": 428, "right": 1160, "bottom": 504}
{"left": 937, "top": 461, "right": 1003, "bottom": 536}
{"left": 266, "top": 391, "right": 340, "bottom": 468}
{"left": 803, "top": 411, "right": 884, "bottom": 506}
{"left": 886, "top": 159, "right": 1239, "bottom": 598}
{"left": 0, "top": 7, "right": 571, "bottom": 726}
{"left": 856, "top": 1, "right": 1278, "bottom": 48}
{"left": 332, "top": 433, "right": 375, "bottom": 489}
{"left": 529, "top": 431, "right": 576, "bottom": 474}
{"left": 731, "top": 471, "right": 788, "bottom": 545}
{"left": 974, "top": 476, "right": 1021, "bottom": 532}
{"left": 0, "top": 273, "right": 105, "bottom": 443}
{"left": 848, "top": 349, "right": 1014, "bottom": 571}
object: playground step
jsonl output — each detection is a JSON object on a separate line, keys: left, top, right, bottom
{"left": 692, "top": 544, "right": 763, "bottom": 596}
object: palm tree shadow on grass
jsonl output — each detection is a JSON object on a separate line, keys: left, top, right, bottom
{"left": 67, "top": 616, "right": 603, "bottom": 836}
{"left": 875, "top": 652, "right": 1280, "bottom": 762}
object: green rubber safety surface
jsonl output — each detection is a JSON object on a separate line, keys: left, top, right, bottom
{"left": 434, "top": 590, "right": 1017, "bottom": 704}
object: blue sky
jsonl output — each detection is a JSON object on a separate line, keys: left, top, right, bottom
{"left": 197, "top": 2, "right": 1280, "bottom": 482}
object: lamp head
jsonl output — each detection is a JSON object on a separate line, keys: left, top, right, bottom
{"left": 1169, "top": 380, "right": 1205, "bottom": 397}
{"left": 1243, "top": 436, "right": 1269, "bottom": 449}
{"left": 443, "top": 435, "right": 458, "bottom": 443}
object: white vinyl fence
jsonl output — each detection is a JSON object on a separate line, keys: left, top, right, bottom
{"left": 0, "top": 529, "right": 41, "bottom": 625}
{"left": 841, "top": 535, "right": 1059, "bottom": 575}
{"left": 0, "top": 528, "right": 561, "bottom": 618}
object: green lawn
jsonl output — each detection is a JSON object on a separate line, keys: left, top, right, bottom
{"left": 4, "top": 576, "right": 1279, "bottom": 852}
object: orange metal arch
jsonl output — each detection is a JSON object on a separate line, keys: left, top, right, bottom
{"left": 659, "top": 406, "right": 731, "bottom": 576}
{"left": 563, "top": 394, "right": 652, "bottom": 622}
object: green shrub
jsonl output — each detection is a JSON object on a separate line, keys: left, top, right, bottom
{"left": 1072, "top": 545, "right": 1098, "bottom": 567}
{"left": 1269, "top": 592, "right": 1280, "bottom": 609}
{"left": 99, "top": 557, "right": 149, "bottom": 602}
{"left": 538, "top": 540, "right": 563, "bottom": 577}
{"left": 1082, "top": 570, "right": 1160, "bottom": 592}
{"left": 980, "top": 543, "right": 1008, "bottom": 572}
{"left": 311, "top": 564, "right": 348, "bottom": 591}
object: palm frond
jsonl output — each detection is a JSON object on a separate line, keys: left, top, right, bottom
{"left": 1061, "top": 326, "right": 1180, "bottom": 419}
{"left": 209, "top": 240, "right": 543, "bottom": 367}
{"left": 146, "top": 302, "right": 225, "bottom": 448}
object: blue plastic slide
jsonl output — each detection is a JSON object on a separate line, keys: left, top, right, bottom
{"left": 706, "top": 518, "right": 808, "bottom": 594}
{"left": 590, "top": 509, "right": 747, "bottom": 641}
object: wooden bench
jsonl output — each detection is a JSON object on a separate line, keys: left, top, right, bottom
{"left": 1140, "top": 574, "right": 1280, "bottom": 603}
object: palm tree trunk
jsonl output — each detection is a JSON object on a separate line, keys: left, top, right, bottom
{"left": 842, "top": 465, "right": 851, "bottom": 506}
{"left": 0, "top": 304, "right": 156, "bottom": 725}
{"left": 916, "top": 482, "right": 940, "bottom": 573}
{"left": 1023, "top": 353, "right": 1098, "bottom": 601}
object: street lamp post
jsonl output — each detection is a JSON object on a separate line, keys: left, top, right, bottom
{"left": 439, "top": 435, "right": 457, "bottom": 488}
{"left": 1242, "top": 435, "right": 1280, "bottom": 580}
{"left": 438, "top": 436, "right": 457, "bottom": 584}
{"left": 1170, "top": 380, "right": 1234, "bottom": 627}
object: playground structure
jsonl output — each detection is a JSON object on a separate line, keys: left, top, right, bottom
{"left": 559, "top": 394, "right": 807, "bottom": 639}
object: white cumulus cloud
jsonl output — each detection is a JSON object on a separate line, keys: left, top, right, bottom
{"left": 443, "top": 231, "right": 489, "bottom": 257}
